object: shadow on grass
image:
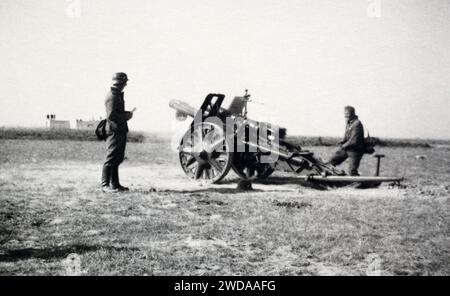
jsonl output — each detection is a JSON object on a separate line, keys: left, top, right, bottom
{"left": 158, "top": 188, "right": 266, "bottom": 194}
{"left": 0, "top": 245, "right": 139, "bottom": 262}
{"left": 215, "top": 176, "right": 328, "bottom": 190}
{"left": 252, "top": 176, "right": 328, "bottom": 190}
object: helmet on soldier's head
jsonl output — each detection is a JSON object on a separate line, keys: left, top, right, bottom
{"left": 112, "top": 72, "right": 128, "bottom": 82}
{"left": 344, "top": 106, "right": 355, "bottom": 115}
{"left": 111, "top": 72, "right": 128, "bottom": 89}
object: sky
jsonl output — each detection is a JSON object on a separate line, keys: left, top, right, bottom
{"left": 1, "top": 0, "right": 449, "bottom": 139}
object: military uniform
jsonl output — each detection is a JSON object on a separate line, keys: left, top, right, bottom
{"left": 329, "top": 116, "right": 365, "bottom": 175}
{"left": 102, "top": 87, "right": 133, "bottom": 189}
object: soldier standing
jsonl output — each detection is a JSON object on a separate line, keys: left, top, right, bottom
{"left": 101, "top": 72, "right": 134, "bottom": 192}
{"left": 328, "top": 106, "right": 365, "bottom": 176}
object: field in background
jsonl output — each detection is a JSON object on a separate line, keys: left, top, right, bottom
{"left": 0, "top": 138, "right": 449, "bottom": 275}
{"left": 0, "top": 127, "right": 147, "bottom": 143}
{"left": 2, "top": 127, "right": 449, "bottom": 148}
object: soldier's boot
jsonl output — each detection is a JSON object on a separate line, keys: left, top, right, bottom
{"left": 101, "top": 166, "right": 118, "bottom": 193}
{"left": 111, "top": 166, "right": 129, "bottom": 191}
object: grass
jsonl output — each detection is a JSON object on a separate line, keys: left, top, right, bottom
{"left": 2, "top": 127, "right": 449, "bottom": 148}
{"left": 0, "top": 138, "right": 449, "bottom": 275}
{"left": 0, "top": 127, "right": 148, "bottom": 143}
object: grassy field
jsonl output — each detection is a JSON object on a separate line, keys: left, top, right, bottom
{"left": 3, "top": 127, "right": 448, "bottom": 148}
{"left": 0, "top": 138, "right": 449, "bottom": 275}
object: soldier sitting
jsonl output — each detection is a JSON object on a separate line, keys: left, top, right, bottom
{"left": 328, "top": 106, "right": 366, "bottom": 176}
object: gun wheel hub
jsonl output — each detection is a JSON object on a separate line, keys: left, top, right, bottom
{"left": 178, "top": 122, "right": 233, "bottom": 183}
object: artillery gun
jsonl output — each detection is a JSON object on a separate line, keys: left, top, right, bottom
{"left": 169, "top": 91, "right": 403, "bottom": 188}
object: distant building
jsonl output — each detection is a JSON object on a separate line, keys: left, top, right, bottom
{"left": 76, "top": 119, "right": 100, "bottom": 130}
{"left": 46, "top": 114, "right": 70, "bottom": 129}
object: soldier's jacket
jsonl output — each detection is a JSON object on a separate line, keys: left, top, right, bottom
{"left": 105, "top": 88, "right": 133, "bottom": 134}
{"left": 340, "top": 116, "right": 365, "bottom": 152}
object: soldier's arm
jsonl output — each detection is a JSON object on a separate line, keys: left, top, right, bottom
{"left": 106, "top": 96, "right": 133, "bottom": 123}
{"left": 341, "top": 123, "right": 363, "bottom": 150}
{"left": 337, "top": 130, "right": 347, "bottom": 145}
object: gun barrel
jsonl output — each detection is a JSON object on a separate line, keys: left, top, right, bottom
{"left": 169, "top": 99, "right": 196, "bottom": 117}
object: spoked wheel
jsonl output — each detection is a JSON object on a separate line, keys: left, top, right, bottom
{"left": 178, "top": 122, "right": 233, "bottom": 183}
{"left": 232, "top": 152, "right": 275, "bottom": 180}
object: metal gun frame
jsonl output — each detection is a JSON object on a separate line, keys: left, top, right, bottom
{"left": 169, "top": 91, "right": 403, "bottom": 188}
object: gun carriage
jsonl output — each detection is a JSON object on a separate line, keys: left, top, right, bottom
{"left": 169, "top": 91, "right": 403, "bottom": 188}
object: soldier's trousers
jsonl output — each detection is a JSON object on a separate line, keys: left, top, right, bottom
{"left": 104, "top": 132, "right": 127, "bottom": 167}
{"left": 102, "top": 132, "right": 127, "bottom": 186}
{"left": 329, "top": 148, "right": 363, "bottom": 176}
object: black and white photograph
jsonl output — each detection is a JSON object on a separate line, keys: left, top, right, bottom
{"left": 0, "top": 0, "right": 449, "bottom": 282}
